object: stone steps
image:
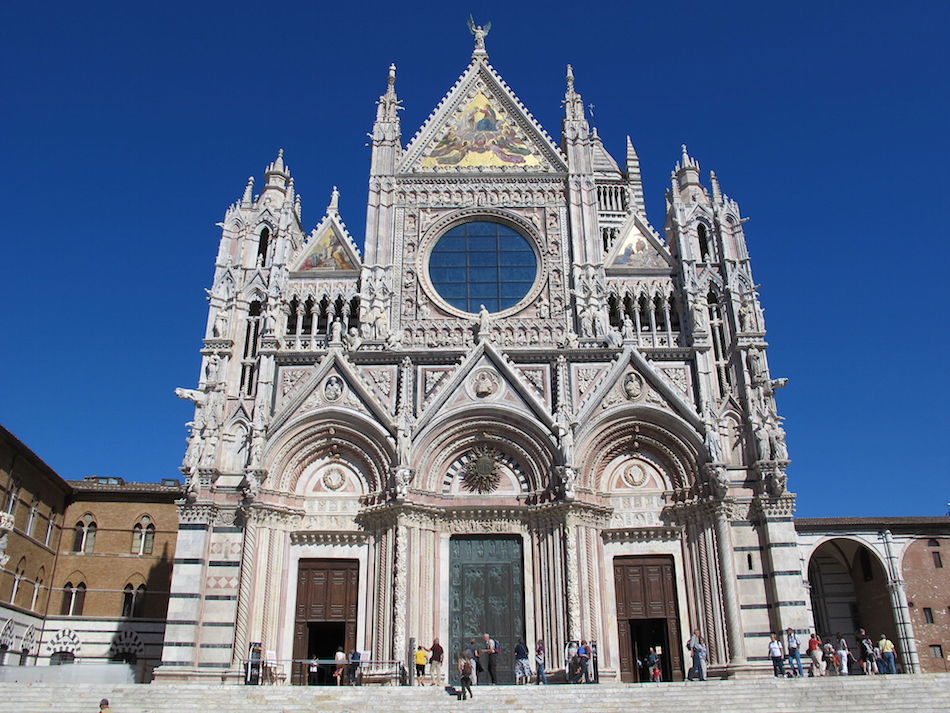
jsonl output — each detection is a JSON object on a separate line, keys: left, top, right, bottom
{"left": 0, "top": 675, "right": 948, "bottom": 713}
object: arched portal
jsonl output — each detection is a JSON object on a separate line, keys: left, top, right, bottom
{"left": 808, "top": 538, "right": 898, "bottom": 653}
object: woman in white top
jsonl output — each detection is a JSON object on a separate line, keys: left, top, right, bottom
{"left": 768, "top": 633, "right": 786, "bottom": 678}
{"left": 333, "top": 646, "right": 347, "bottom": 685}
{"left": 836, "top": 634, "right": 850, "bottom": 676}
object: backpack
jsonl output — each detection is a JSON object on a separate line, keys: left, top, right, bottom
{"left": 462, "top": 660, "right": 473, "bottom": 676}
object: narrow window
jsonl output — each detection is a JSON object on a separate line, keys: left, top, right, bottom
{"left": 5, "top": 484, "right": 18, "bottom": 515}
{"left": 143, "top": 524, "right": 155, "bottom": 554}
{"left": 72, "top": 583, "right": 86, "bottom": 615}
{"left": 25, "top": 503, "right": 36, "bottom": 538}
{"left": 257, "top": 227, "right": 270, "bottom": 267}
{"left": 860, "top": 549, "right": 874, "bottom": 581}
{"left": 697, "top": 224, "right": 710, "bottom": 262}
{"left": 18, "top": 649, "right": 28, "bottom": 666}
{"left": 131, "top": 524, "right": 142, "bottom": 554}
{"left": 60, "top": 582, "right": 73, "bottom": 615}
{"left": 923, "top": 607, "right": 934, "bottom": 624}
{"left": 50, "top": 651, "right": 75, "bottom": 665}
{"left": 240, "top": 301, "right": 262, "bottom": 397}
{"left": 934, "top": 551, "right": 944, "bottom": 569}
{"left": 931, "top": 644, "right": 944, "bottom": 659}
{"left": 134, "top": 584, "right": 147, "bottom": 618}
{"left": 44, "top": 517, "right": 54, "bottom": 547}
{"left": 927, "top": 538, "right": 940, "bottom": 547}
{"left": 747, "top": 553, "right": 754, "bottom": 571}
{"left": 122, "top": 584, "right": 134, "bottom": 617}
{"left": 30, "top": 568, "right": 44, "bottom": 611}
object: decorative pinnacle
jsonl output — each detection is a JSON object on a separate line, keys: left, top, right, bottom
{"left": 241, "top": 176, "right": 254, "bottom": 205}
{"left": 387, "top": 63, "right": 396, "bottom": 93}
{"left": 566, "top": 64, "right": 575, "bottom": 92}
{"left": 328, "top": 186, "right": 340, "bottom": 214}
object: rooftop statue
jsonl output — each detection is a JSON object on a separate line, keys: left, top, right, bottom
{"left": 467, "top": 15, "right": 491, "bottom": 53}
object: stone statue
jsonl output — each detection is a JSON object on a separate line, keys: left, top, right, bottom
{"left": 739, "top": 299, "right": 756, "bottom": 332}
{"left": 476, "top": 304, "right": 493, "bottom": 343}
{"left": 605, "top": 329, "right": 623, "bottom": 348}
{"left": 703, "top": 416, "right": 725, "bottom": 463}
{"left": 770, "top": 427, "right": 789, "bottom": 461}
{"left": 622, "top": 316, "right": 635, "bottom": 340}
{"left": 204, "top": 354, "right": 220, "bottom": 385}
{"left": 560, "top": 466, "right": 577, "bottom": 501}
{"left": 535, "top": 293, "right": 549, "bottom": 319}
{"left": 344, "top": 327, "right": 362, "bottom": 351}
{"left": 394, "top": 466, "right": 413, "bottom": 500}
{"left": 330, "top": 319, "right": 343, "bottom": 344}
{"left": 467, "top": 15, "right": 491, "bottom": 51}
{"left": 553, "top": 406, "right": 576, "bottom": 466}
{"left": 623, "top": 373, "right": 643, "bottom": 400}
{"left": 212, "top": 311, "right": 228, "bottom": 338}
{"left": 747, "top": 348, "right": 766, "bottom": 384}
{"left": 692, "top": 303, "right": 707, "bottom": 331}
{"left": 754, "top": 422, "right": 772, "bottom": 462}
{"left": 324, "top": 376, "right": 343, "bottom": 401}
{"left": 396, "top": 412, "right": 412, "bottom": 467}
{"left": 175, "top": 388, "right": 206, "bottom": 407}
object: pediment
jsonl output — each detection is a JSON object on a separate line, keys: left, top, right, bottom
{"left": 399, "top": 60, "right": 566, "bottom": 174}
{"left": 290, "top": 213, "right": 361, "bottom": 274}
{"left": 605, "top": 212, "right": 672, "bottom": 271}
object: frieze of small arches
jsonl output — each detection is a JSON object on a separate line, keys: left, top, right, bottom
{"left": 607, "top": 291, "right": 683, "bottom": 336}
{"left": 284, "top": 294, "right": 361, "bottom": 337}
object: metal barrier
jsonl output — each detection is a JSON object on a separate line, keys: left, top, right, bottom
{"left": 242, "top": 658, "right": 403, "bottom": 686}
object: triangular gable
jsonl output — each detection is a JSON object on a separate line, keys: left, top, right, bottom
{"left": 400, "top": 60, "right": 566, "bottom": 174}
{"left": 414, "top": 341, "right": 555, "bottom": 434}
{"left": 269, "top": 349, "right": 395, "bottom": 435}
{"left": 605, "top": 212, "right": 672, "bottom": 271}
{"left": 575, "top": 346, "right": 702, "bottom": 429}
{"left": 291, "top": 213, "right": 361, "bottom": 274}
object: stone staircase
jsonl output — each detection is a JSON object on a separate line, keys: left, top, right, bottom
{"left": 1, "top": 675, "right": 949, "bottom": 713}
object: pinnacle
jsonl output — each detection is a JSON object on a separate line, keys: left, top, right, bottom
{"left": 327, "top": 186, "right": 340, "bottom": 214}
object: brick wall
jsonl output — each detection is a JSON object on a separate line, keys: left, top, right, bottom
{"left": 903, "top": 536, "right": 950, "bottom": 673}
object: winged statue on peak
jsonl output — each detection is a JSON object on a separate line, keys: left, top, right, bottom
{"left": 467, "top": 16, "right": 491, "bottom": 51}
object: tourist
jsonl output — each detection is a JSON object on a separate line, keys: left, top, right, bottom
{"left": 686, "top": 629, "right": 707, "bottom": 681}
{"left": 768, "top": 633, "right": 785, "bottom": 677}
{"left": 457, "top": 654, "right": 474, "bottom": 700}
{"left": 785, "top": 627, "right": 803, "bottom": 677}
{"left": 466, "top": 638, "right": 480, "bottom": 685}
{"left": 98, "top": 699, "right": 111, "bottom": 713}
{"left": 414, "top": 645, "right": 428, "bottom": 685}
{"left": 879, "top": 634, "right": 897, "bottom": 674}
{"left": 348, "top": 648, "right": 361, "bottom": 685}
{"left": 822, "top": 638, "right": 838, "bottom": 675}
{"left": 514, "top": 637, "right": 531, "bottom": 685}
{"left": 308, "top": 654, "right": 319, "bottom": 685}
{"left": 480, "top": 633, "right": 499, "bottom": 684}
{"left": 807, "top": 633, "right": 824, "bottom": 676}
{"left": 333, "top": 646, "right": 347, "bottom": 685}
{"left": 836, "top": 633, "right": 850, "bottom": 675}
{"left": 646, "top": 647, "right": 660, "bottom": 682}
{"left": 428, "top": 638, "right": 444, "bottom": 685}
{"left": 535, "top": 639, "right": 548, "bottom": 684}
{"left": 577, "top": 639, "right": 592, "bottom": 683}
{"left": 857, "top": 629, "right": 875, "bottom": 674}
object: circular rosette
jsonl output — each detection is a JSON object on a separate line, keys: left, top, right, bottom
{"left": 461, "top": 446, "right": 502, "bottom": 494}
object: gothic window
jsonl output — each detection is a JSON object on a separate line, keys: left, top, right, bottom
{"left": 257, "top": 227, "right": 270, "bottom": 267}
{"left": 9, "top": 558, "right": 25, "bottom": 606}
{"left": 25, "top": 500, "right": 37, "bottom": 538}
{"left": 928, "top": 538, "right": 940, "bottom": 547}
{"left": 302, "top": 297, "right": 316, "bottom": 335}
{"left": 30, "top": 567, "right": 44, "bottom": 611}
{"left": 44, "top": 516, "right": 54, "bottom": 547}
{"left": 72, "top": 516, "right": 96, "bottom": 553}
{"left": 923, "top": 607, "right": 934, "bottom": 624}
{"left": 131, "top": 518, "right": 155, "bottom": 555}
{"left": 697, "top": 223, "right": 710, "bottom": 262}
{"left": 240, "top": 300, "right": 262, "bottom": 397}
{"left": 50, "top": 651, "right": 75, "bottom": 665}
{"left": 707, "top": 291, "right": 732, "bottom": 396}
{"left": 428, "top": 220, "right": 537, "bottom": 313}
{"left": 286, "top": 297, "right": 300, "bottom": 334}
{"left": 669, "top": 294, "right": 681, "bottom": 332}
{"left": 347, "top": 296, "right": 360, "bottom": 331}
{"left": 122, "top": 584, "right": 147, "bottom": 618}
{"left": 60, "top": 582, "right": 86, "bottom": 616}
{"left": 4, "top": 482, "right": 19, "bottom": 516}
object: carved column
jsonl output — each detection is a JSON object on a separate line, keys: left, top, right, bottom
{"left": 231, "top": 516, "right": 258, "bottom": 667}
{"left": 714, "top": 503, "right": 745, "bottom": 665}
{"left": 564, "top": 514, "right": 581, "bottom": 641}
{"left": 392, "top": 520, "right": 409, "bottom": 665}
{"left": 880, "top": 529, "right": 920, "bottom": 673}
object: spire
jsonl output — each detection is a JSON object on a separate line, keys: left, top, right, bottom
{"left": 675, "top": 144, "right": 702, "bottom": 189}
{"left": 241, "top": 176, "right": 254, "bottom": 206}
{"left": 563, "top": 64, "right": 586, "bottom": 123}
{"left": 327, "top": 186, "right": 340, "bottom": 215}
{"left": 375, "top": 63, "right": 401, "bottom": 124}
{"left": 710, "top": 170, "right": 722, "bottom": 205}
{"left": 283, "top": 177, "right": 295, "bottom": 207}
{"left": 625, "top": 136, "right": 645, "bottom": 214}
{"left": 264, "top": 148, "right": 290, "bottom": 191}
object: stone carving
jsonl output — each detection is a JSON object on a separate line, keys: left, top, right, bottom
{"left": 476, "top": 304, "right": 493, "bottom": 343}
{"left": 572, "top": 266, "right": 608, "bottom": 338}
{"left": 467, "top": 16, "right": 491, "bottom": 52}
{"left": 329, "top": 319, "right": 343, "bottom": 344}
{"left": 747, "top": 347, "right": 766, "bottom": 385}
{"left": 322, "top": 468, "right": 346, "bottom": 491}
{"left": 324, "top": 376, "right": 344, "bottom": 402}
{"left": 621, "top": 462, "right": 649, "bottom": 488}
{"left": 622, "top": 316, "right": 635, "bottom": 340}
{"left": 623, "top": 373, "right": 644, "bottom": 400}
{"left": 393, "top": 467, "right": 414, "bottom": 501}
{"left": 360, "top": 267, "right": 392, "bottom": 340}
{"left": 553, "top": 404, "right": 576, "bottom": 466}
{"left": 461, "top": 446, "right": 502, "bottom": 494}
{"left": 472, "top": 369, "right": 498, "bottom": 398}
{"left": 344, "top": 327, "right": 363, "bottom": 351}
{"left": 702, "top": 409, "right": 725, "bottom": 463}
{"left": 555, "top": 465, "right": 577, "bottom": 502}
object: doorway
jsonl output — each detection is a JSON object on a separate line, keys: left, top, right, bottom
{"left": 292, "top": 558, "right": 358, "bottom": 685}
{"left": 448, "top": 535, "right": 525, "bottom": 685}
{"left": 613, "top": 555, "right": 683, "bottom": 682}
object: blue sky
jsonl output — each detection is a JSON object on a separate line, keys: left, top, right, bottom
{"left": 1, "top": 1, "right": 947, "bottom": 516}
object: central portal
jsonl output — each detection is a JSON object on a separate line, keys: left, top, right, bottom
{"left": 449, "top": 535, "right": 525, "bottom": 685}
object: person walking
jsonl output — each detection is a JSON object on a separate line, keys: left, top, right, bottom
{"left": 428, "top": 638, "right": 444, "bottom": 686}
{"left": 535, "top": 639, "right": 548, "bottom": 684}
{"left": 879, "top": 634, "right": 897, "bottom": 674}
{"left": 348, "top": 647, "right": 361, "bottom": 685}
{"left": 480, "top": 633, "right": 499, "bottom": 684}
{"left": 686, "top": 629, "right": 707, "bottom": 681}
{"left": 466, "top": 638, "right": 481, "bottom": 685}
{"left": 836, "top": 633, "right": 850, "bottom": 675}
{"left": 514, "top": 637, "right": 531, "bottom": 685}
{"left": 577, "top": 640, "right": 593, "bottom": 683}
{"left": 785, "top": 627, "right": 803, "bottom": 677}
{"left": 857, "top": 629, "right": 875, "bottom": 674}
{"left": 768, "top": 633, "right": 786, "bottom": 678}
{"left": 822, "top": 639, "right": 838, "bottom": 676}
{"left": 333, "top": 646, "right": 347, "bottom": 685}
{"left": 414, "top": 645, "right": 428, "bottom": 685}
{"left": 457, "top": 654, "right": 474, "bottom": 700}
{"left": 807, "top": 633, "right": 824, "bottom": 676}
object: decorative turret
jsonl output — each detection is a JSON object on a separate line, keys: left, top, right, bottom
{"left": 262, "top": 148, "right": 291, "bottom": 199}
{"left": 675, "top": 144, "right": 702, "bottom": 190}
{"left": 241, "top": 176, "right": 254, "bottom": 207}
{"left": 625, "top": 136, "right": 645, "bottom": 214}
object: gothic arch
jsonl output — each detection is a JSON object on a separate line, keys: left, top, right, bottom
{"left": 577, "top": 405, "right": 702, "bottom": 492}
{"left": 46, "top": 628, "right": 82, "bottom": 655}
{"left": 265, "top": 409, "right": 395, "bottom": 494}
{"left": 414, "top": 405, "right": 556, "bottom": 494}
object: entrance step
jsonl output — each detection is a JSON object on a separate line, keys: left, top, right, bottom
{"left": 0, "top": 674, "right": 948, "bottom": 713}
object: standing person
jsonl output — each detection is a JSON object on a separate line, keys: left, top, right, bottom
{"left": 879, "top": 634, "right": 897, "bottom": 674}
{"left": 428, "top": 638, "right": 444, "bottom": 686}
{"left": 514, "top": 637, "right": 531, "bottom": 685}
{"left": 457, "top": 654, "right": 474, "bottom": 700}
{"left": 98, "top": 700, "right": 111, "bottom": 713}
{"left": 768, "top": 633, "right": 786, "bottom": 678}
{"left": 857, "top": 629, "right": 875, "bottom": 675}
{"left": 535, "top": 639, "right": 548, "bottom": 684}
{"left": 414, "top": 645, "right": 428, "bottom": 685}
{"left": 480, "top": 633, "right": 499, "bottom": 684}
{"left": 333, "top": 646, "right": 347, "bottom": 685}
{"left": 686, "top": 629, "right": 707, "bottom": 681}
{"left": 577, "top": 640, "right": 592, "bottom": 683}
{"left": 308, "top": 654, "right": 319, "bottom": 685}
{"left": 785, "top": 627, "right": 803, "bottom": 678}
{"left": 807, "top": 633, "right": 824, "bottom": 676}
{"left": 348, "top": 648, "right": 361, "bottom": 685}
{"left": 646, "top": 647, "right": 660, "bottom": 682}
{"left": 466, "top": 638, "right": 481, "bottom": 685}
{"left": 822, "top": 639, "right": 838, "bottom": 676}
{"left": 836, "top": 633, "right": 850, "bottom": 676}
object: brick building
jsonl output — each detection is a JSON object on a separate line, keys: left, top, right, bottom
{"left": 0, "top": 425, "right": 180, "bottom": 681}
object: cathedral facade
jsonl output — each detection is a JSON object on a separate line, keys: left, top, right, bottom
{"left": 160, "top": 32, "right": 811, "bottom": 683}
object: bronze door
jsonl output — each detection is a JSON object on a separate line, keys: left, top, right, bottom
{"left": 291, "top": 558, "right": 358, "bottom": 684}
{"left": 614, "top": 555, "right": 683, "bottom": 682}
{"left": 449, "top": 535, "right": 525, "bottom": 685}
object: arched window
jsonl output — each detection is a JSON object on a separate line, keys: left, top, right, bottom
{"left": 9, "top": 558, "right": 26, "bottom": 606}
{"left": 131, "top": 518, "right": 155, "bottom": 555}
{"left": 928, "top": 538, "right": 940, "bottom": 547}
{"left": 72, "top": 517, "right": 96, "bottom": 553}
{"left": 50, "top": 651, "right": 75, "bottom": 665}
{"left": 257, "top": 227, "right": 270, "bottom": 267}
{"left": 240, "top": 300, "right": 263, "bottom": 397}
{"left": 60, "top": 582, "right": 86, "bottom": 616}
{"left": 25, "top": 500, "right": 37, "bottom": 538}
{"left": 44, "top": 516, "right": 55, "bottom": 547}
{"left": 30, "top": 567, "right": 44, "bottom": 611}
{"left": 697, "top": 223, "right": 710, "bottom": 262}
{"left": 121, "top": 583, "right": 147, "bottom": 618}
{"left": 4, "top": 482, "right": 19, "bottom": 516}
{"left": 707, "top": 291, "right": 732, "bottom": 396}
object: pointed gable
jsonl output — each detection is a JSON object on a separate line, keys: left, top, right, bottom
{"left": 400, "top": 59, "right": 566, "bottom": 174}
{"left": 605, "top": 212, "right": 672, "bottom": 271}
{"left": 291, "top": 206, "right": 361, "bottom": 275}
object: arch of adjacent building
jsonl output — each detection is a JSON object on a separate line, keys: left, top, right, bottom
{"left": 413, "top": 404, "right": 556, "bottom": 494}
{"left": 264, "top": 408, "right": 395, "bottom": 495}
{"left": 805, "top": 536, "right": 899, "bottom": 650}
{"left": 577, "top": 405, "right": 702, "bottom": 492}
